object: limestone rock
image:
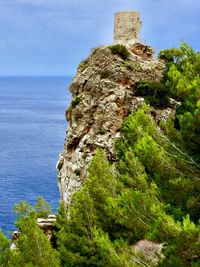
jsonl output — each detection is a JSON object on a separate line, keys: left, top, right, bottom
{"left": 57, "top": 45, "right": 168, "bottom": 205}
{"left": 129, "top": 43, "right": 154, "bottom": 60}
{"left": 37, "top": 214, "right": 56, "bottom": 229}
{"left": 132, "top": 239, "right": 164, "bottom": 266}
{"left": 37, "top": 214, "right": 56, "bottom": 241}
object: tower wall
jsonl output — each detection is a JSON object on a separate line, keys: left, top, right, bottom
{"left": 114, "top": 11, "right": 142, "bottom": 46}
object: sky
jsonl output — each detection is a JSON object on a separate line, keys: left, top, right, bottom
{"left": 0, "top": 0, "right": 200, "bottom": 76}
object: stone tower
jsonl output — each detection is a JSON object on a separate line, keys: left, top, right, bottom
{"left": 114, "top": 11, "right": 142, "bottom": 46}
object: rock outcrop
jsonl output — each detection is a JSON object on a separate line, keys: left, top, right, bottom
{"left": 56, "top": 44, "right": 176, "bottom": 205}
{"left": 132, "top": 239, "right": 164, "bottom": 266}
{"left": 37, "top": 214, "right": 56, "bottom": 241}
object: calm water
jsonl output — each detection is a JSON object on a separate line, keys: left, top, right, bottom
{"left": 0, "top": 77, "right": 71, "bottom": 235}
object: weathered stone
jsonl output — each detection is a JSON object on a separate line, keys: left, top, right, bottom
{"left": 129, "top": 43, "right": 154, "bottom": 60}
{"left": 114, "top": 11, "right": 142, "bottom": 45}
{"left": 132, "top": 239, "right": 164, "bottom": 266}
{"left": 10, "top": 215, "right": 57, "bottom": 248}
{"left": 149, "top": 107, "right": 176, "bottom": 123}
{"left": 57, "top": 45, "right": 166, "bottom": 205}
{"left": 37, "top": 214, "right": 56, "bottom": 229}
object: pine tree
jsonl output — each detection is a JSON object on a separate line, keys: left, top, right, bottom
{"left": 0, "top": 230, "right": 10, "bottom": 266}
{"left": 7, "top": 200, "right": 60, "bottom": 267}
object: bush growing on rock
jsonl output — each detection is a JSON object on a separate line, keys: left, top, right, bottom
{"left": 108, "top": 44, "right": 130, "bottom": 60}
{"left": 71, "top": 96, "right": 81, "bottom": 109}
{"left": 134, "top": 81, "right": 170, "bottom": 108}
{"left": 57, "top": 102, "right": 200, "bottom": 266}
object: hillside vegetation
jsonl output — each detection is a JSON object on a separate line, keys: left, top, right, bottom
{"left": 1, "top": 43, "right": 200, "bottom": 266}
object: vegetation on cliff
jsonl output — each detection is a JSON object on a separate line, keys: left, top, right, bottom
{"left": 0, "top": 43, "right": 200, "bottom": 266}
{"left": 108, "top": 44, "right": 130, "bottom": 60}
{"left": 0, "top": 198, "right": 60, "bottom": 267}
{"left": 57, "top": 105, "right": 200, "bottom": 267}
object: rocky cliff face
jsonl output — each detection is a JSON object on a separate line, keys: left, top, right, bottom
{"left": 57, "top": 44, "right": 172, "bottom": 205}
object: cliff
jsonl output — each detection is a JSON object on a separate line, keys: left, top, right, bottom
{"left": 2, "top": 11, "right": 199, "bottom": 267}
{"left": 57, "top": 43, "right": 175, "bottom": 205}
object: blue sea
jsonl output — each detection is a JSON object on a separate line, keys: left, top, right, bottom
{"left": 0, "top": 77, "right": 71, "bottom": 235}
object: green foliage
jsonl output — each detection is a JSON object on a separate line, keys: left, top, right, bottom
{"left": 57, "top": 149, "right": 123, "bottom": 266}
{"left": 2, "top": 198, "right": 60, "bottom": 267}
{"left": 134, "top": 81, "right": 170, "bottom": 108}
{"left": 34, "top": 197, "right": 52, "bottom": 218}
{"left": 117, "top": 105, "right": 200, "bottom": 266}
{"left": 13, "top": 201, "right": 33, "bottom": 218}
{"left": 8, "top": 216, "right": 60, "bottom": 267}
{"left": 13, "top": 197, "right": 51, "bottom": 219}
{"left": 108, "top": 44, "right": 130, "bottom": 60}
{"left": 158, "top": 47, "right": 184, "bottom": 63}
{"left": 140, "top": 43, "right": 200, "bottom": 160}
{"left": 0, "top": 230, "right": 10, "bottom": 266}
{"left": 165, "top": 43, "right": 200, "bottom": 159}
{"left": 119, "top": 105, "right": 200, "bottom": 221}
{"left": 100, "top": 69, "right": 111, "bottom": 79}
{"left": 71, "top": 96, "right": 81, "bottom": 109}
{"left": 56, "top": 97, "right": 200, "bottom": 266}
{"left": 158, "top": 215, "right": 200, "bottom": 267}
{"left": 57, "top": 148, "right": 162, "bottom": 266}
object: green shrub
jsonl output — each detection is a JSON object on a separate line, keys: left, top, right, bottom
{"left": 158, "top": 48, "right": 183, "bottom": 63}
{"left": 108, "top": 44, "right": 130, "bottom": 60}
{"left": 0, "top": 230, "right": 10, "bottom": 265}
{"left": 166, "top": 43, "right": 200, "bottom": 159}
{"left": 134, "top": 81, "right": 170, "bottom": 108}
{"left": 100, "top": 69, "right": 110, "bottom": 79}
{"left": 6, "top": 198, "right": 60, "bottom": 267}
{"left": 71, "top": 96, "right": 81, "bottom": 108}
{"left": 122, "top": 60, "right": 141, "bottom": 71}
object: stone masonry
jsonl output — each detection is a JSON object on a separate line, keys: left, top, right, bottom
{"left": 114, "top": 11, "right": 142, "bottom": 46}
